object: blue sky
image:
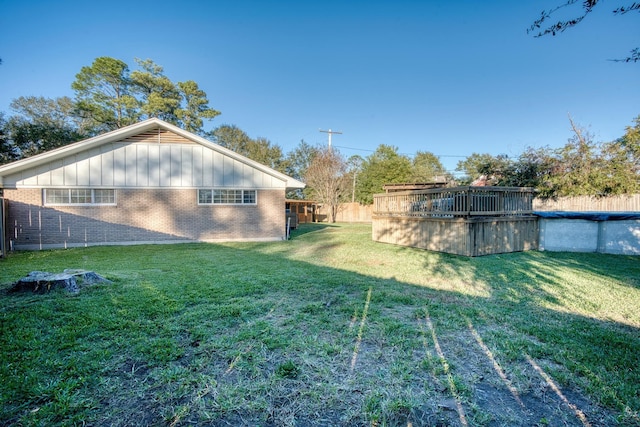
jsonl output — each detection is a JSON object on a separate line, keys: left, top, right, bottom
{"left": 0, "top": 0, "right": 638, "bottom": 175}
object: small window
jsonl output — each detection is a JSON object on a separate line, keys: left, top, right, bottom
{"left": 94, "top": 189, "right": 115, "bottom": 204}
{"left": 70, "top": 189, "right": 92, "bottom": 204}
{"left": 198, "top": 189, "right": 213, "bottom": 204}
{"left": 243, "top": 191, "right": 256, "bottom": 204}
{"left": 45, "top": 189, "right": 68, "bottom": 204}
{"left": 198, "top": 189, "right": 257, "bottom": 205}
{"left": 44, "top": 189, "right": 116, "bottom": 206}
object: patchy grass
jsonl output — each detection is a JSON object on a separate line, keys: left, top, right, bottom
{"left": 0, "top": 223, "right": 639, "bottom": 426}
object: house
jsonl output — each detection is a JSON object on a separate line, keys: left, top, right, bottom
{"left": 0, "top": 118, "right": 305, "bottom": 250}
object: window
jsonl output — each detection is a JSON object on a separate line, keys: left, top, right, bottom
{"left": 44, "top": 189, "right": 116, "bottom": 205}
{"left": 198, "top": 189, "right": 257, "bottom": 205}
{"left": 243, "top": 191, "right": 256, "bottom": 204}
{"left": 93, "top": 189, "right": 116, "bottom": 204}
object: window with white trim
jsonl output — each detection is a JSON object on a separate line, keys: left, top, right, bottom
{"left": 198, "top": 189, "right": 257, "bottom": 205}
{"left": 44, "top": 189, "right": 116, "bottom": 205}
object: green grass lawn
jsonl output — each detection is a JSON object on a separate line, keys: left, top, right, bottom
{"left": 1, "top": 223, "right": 638, "bottom": 426}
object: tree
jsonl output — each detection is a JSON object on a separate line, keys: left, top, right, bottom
{"left": 10, "top": 96, "right": 91, "bottom": 135}
{"left": 5, "top": 96, "right": 86, "bottom": 160}
{"left": 5, "top": 118, "right": 84, "bottom": 159}
{"left": 456, "top": 153, "right": 501, "bottom": 184}
{"left": 72, "top": 57, "right": 139, "bottom": 132}
{"left": 545, "top": 118, "right": 609, "bottom": 196}
{"left": 510, "top": 147, "right": 553, "bottom": 190}
{"left": 130, "top": 58, "right": 182, "bottom": 124}
{"left": 211, "top": 124, "right": 253, "bottom": 154}
{"left": 284, "top": 140, "right": 319, "bottom": 199}
{"left": 72, "top": 57, "right": 221, "bottom": 135}
{"left": 528, "top": 0, "right": 640, "bottom": 62}
{"left": 176, "top": 80, "right": 220, "bottom": 135}
{"left": 346, "top": 155, "right": 364, "bottom": 203}
{"left": 3, "top": 57, "right": 225, "bottom": 161}
{"left": 356, "top": 145, "right": 412, "bottom": 204}
{"left": 549, "top": 116, "right": 640, "bottom": 196}
{"left": 0, "top": 113, "right": 19, "bottom": 165}
{"left": 210, "top": 125, "right": 285, "bottom": 172}
{"left": 304, "top": 148, "right": 348, "bottom": 223}
{"left": 616, "top": 115, "right": 640, "bottom": 162}
{"left": 410, "top": 151, "right": 447, "bottom": 182}
{"left": 456, "top": 151, "right": 549, "bottom": 189}
{"left": 246, "top": 137, "right": 285, "bottom": 172}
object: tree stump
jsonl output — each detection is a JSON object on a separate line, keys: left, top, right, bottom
{"left": 9, "top": 270, "right": 112, "bottom": 294}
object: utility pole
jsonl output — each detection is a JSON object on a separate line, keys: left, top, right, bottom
{"left": 319, "top": 129, "right": 342, "bottom": 150}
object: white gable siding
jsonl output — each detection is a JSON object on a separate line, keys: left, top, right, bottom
{"left": 113, "top": 147, "right": 126, "bottom": 186}
{"left": 51, "top": 160, "right": 64, "bottom": 185}
{"left": 65, "top": 157, "right": 78, "bottom": 185}
{"left": 100, "top": 148, "right": 114, "bottom": 186}
{"left": 90, "top": 150, "right": 102, "bottom": 186}
{"left": 181, "top": 146, "right": 193, "bottom": 186}
{"left": 192, "top": 146, "right": 204, "bottom": 187}
{"left": 148, "top": 145, "right": 160, "bottom": 187}
{"left": 76, "top": 155, "right": 90, "bottom": 186}
{"left": 4, "top": 142, "right": 286, "bottom": 189}
{"left": 159, "top": 145, "right": 172, "bottom": 186}
{"left": 201, "top": 149, "right": 213, "bottom": 187}
{"left": 136, "top": 144, "right": 149, "bottom": 187}
{"left": 212, "top": 152, "right": 224, "bottom": 186}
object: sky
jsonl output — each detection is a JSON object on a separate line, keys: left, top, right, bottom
{"left": 0, "top": 0, "right": 638, "bottom": 176}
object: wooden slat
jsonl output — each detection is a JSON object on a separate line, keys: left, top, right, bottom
{"left": 533, "top": 194, "right": 640, "bottom": 212}
{"left": 122, "top": 128, "right": 194, "bottom": 144}
{"left": 372, "top": 215, "right": 539, "bottom": 256}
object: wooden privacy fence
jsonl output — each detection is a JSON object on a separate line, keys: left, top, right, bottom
{"left": 316, "top": 202, "right": 373, "bottom": 223}
{"left": 533, "top": 194, "right": 640, "bottom": 212}
{"left": 372, "top": 186, "right": 538, "bottom": 256}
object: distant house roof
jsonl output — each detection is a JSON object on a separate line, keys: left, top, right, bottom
{"left": 0, "top": 118, "right": 305, "bottom": 191}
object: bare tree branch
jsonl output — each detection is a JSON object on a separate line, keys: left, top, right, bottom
{"left": 528, "top": 1, "right": 638, "bottom": 62}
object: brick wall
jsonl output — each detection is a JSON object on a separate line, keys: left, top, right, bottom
{"left": 4, "top": 188, "right": 285, "bottom": 250}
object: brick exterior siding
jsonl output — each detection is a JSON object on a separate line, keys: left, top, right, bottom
{"left": 4, "top": 188, "right": 286, "bottom": 250}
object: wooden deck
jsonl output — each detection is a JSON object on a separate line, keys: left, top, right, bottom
{"left": 372, "top": 186, "right": 538, "bottom": 256}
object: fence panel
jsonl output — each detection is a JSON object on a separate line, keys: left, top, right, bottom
{"left": 533, "top": 194, "right": 640, "bottom": 212}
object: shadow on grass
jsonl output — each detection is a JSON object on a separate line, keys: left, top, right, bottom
{"left": 0, "top": 224, "right": 638, "bottom": 426}
{"left": 289, "top": 222, "right": 336, "bottom": 238}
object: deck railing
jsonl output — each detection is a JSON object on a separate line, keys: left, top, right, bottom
{"left": 373, "top": 186, "right": 535, "bottom": 218}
